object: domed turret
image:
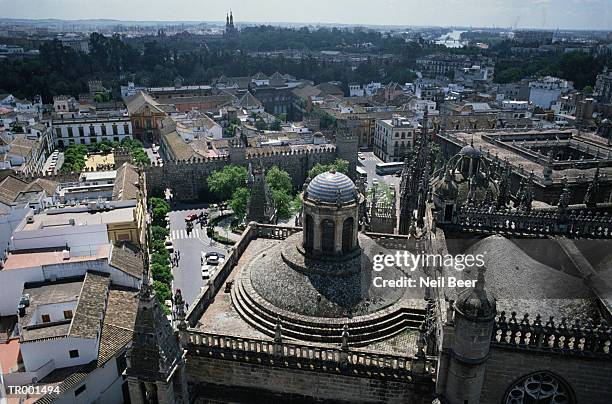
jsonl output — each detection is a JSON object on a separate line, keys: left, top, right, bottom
{"left": 305, "top": 170, "right": 357, "bottom": 205}
{"left": 458, "top": 144, "right": 482, "bottom": 158}
{"left": 302, "top": 171, "right": 362, "bottom": 257}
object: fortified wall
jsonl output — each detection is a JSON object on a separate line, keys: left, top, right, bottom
{"left": 145, "top": 145, "right": 337, "bottom": 201}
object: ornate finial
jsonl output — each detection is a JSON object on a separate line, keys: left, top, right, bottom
{"left": 341, "top": 324, "right": 349, "bottom": 350}
{"left": 174, "top": 288, "right": 187, "bottom": 330}
{"left": 274, "top": 317, "right": 283, "bottom": 343}
{"left": 475, "top": 265, "right": 486, "bottom": 292}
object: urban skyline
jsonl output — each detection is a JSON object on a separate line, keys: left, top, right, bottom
{"left": 1, "top": 0, "right": 611, "bottom": 30}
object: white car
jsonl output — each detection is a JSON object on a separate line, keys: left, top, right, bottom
{"left": 201, "top": 264, "right": 215, "bottom": 279}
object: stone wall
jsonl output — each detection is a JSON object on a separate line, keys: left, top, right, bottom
{"left": 186, "top": 355, "right": 431, "bottom": 404}
{"left": 480, "top": 347, "right": 612, "bottom": 403}
{"left": 145, "top": 146, "right": 337, "bottom": 201}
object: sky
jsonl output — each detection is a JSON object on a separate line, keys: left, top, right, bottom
{"left": 1, "top": 0, "right": 611, "bottom": 30}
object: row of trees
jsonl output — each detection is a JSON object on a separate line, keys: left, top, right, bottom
{"left": 0, "top": 28, "right": 424, "bottom": 102}
{"left": 148, "top": 197, "right": 173, "bottom": 312}
{"left": 207, "top": 165, "right": 300, "bottom": 221}
{"left": 493, "top": 48, "right": 611, "bottom": 90}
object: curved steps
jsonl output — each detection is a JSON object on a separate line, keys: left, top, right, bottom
{"left": 230, "top": 273, "right": 426, "bottom": 347}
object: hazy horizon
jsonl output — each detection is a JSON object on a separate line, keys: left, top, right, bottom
{"left": 1, "top": 0, "right": 610, "bottom": 31}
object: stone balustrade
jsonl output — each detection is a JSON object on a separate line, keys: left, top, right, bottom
{"left": 492, "top": 311, "right": 612, "bottom": 358}
{"left": 185, "top": 330, "right": 435, "bottom": 381}
{"left": 255, "top": 224, "right": 302, "bottom": 240}
{"left": 454, "top": 206, "right": 612, "bottom": 238}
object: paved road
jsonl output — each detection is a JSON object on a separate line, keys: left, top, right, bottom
{"left": 358, "top": 151, "right": 402, "bottom": 190}
{"left": 168, "top": 205, "right": 230, "bottom": 307}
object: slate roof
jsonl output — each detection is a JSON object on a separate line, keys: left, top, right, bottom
{"left": 292, "top": 85, "right": 322, "bottom": 100}
{"left": 251, "top": 72, "right": 268, "bottom": 80}
{"left": 8, "top": 137, "right": 37, "bottom": 158}
{"left": 236, "top": 91, "right": 263, "bottom": 109}
{"left": 68, "top": 272, "right": 111, "bottom": 339}
{"left": 124, "top": 91, "right": 165, "bottom": 115}
{"left": 315, "top": 82, "right": 344, "bottom": 96}
{"left": 112, "top": 162, "right": 140, "bottom": 201}
{"left": 35, "top": 288, "right": 139, "bottom": 403}
{"left": 109, "top": 242, "right": 144, "bottom": 280}
{"left": 0, "top": 175, "right": 29, "bottom": 205}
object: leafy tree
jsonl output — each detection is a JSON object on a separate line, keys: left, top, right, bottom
{"left": 61, "top": 144, "right": 88, "bottom": 173}
{"left": 151, "top": 263, "right": 173, "bottom": 284}
{"left": 308, "top": 158, "right": 349, "bottom": 179}
{"left": 150, "top": 197, "right": 170, "bottom": 227}
{"left": 150, "top": 239, "right": 166, "bottom": 253}
{"left": 272, "top": 189, "right": 293, "bottom": 219}
{"left": 151, "top": 250, "right": 170, "bottom": 267}
{"left": 153, "top": 280, "right": 171, "bottom": 305}
{"left": 255, "top": 117, "right": 267, "bottom": 131}
{"left": 291, "top": 194, "right": 302, "bottom": 214}
{"left": 151, "top": 225, "right": 169, "bottom": 241}
{"left": 269, "top": 120, "right": 282, "bottom": 131}
{"left": 266, "top": 166, "right": 293, "bottom": 194}
{"left": 208, "top": 165, "right": 248, "bottom": 200}
{"left": 229, "top": 187, "right": 250, "bottom": 219}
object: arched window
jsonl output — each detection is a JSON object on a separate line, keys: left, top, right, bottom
{"left": 504, "top": 371, "right": 575, "bottom": 404}
{"left": 304, "top": 214, "right": 314, "bottom": 252}
{"left": 342, "top": 217, "right": 354, "bottom": 253}
{"left": 320, "top": 219, "right": 335, "bottom": 253}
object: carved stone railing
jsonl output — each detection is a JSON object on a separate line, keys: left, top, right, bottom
{"left": 255, "top": 224, "right": 302, "bottom": 240}
{"left": 453, "top": 206, "right": 612, "bottom": 238}
{"left": 185, "top": 330, "right": 437, "bottom": 383}
{"left": 492, "top": 312, "right": 611, "bottom": 358}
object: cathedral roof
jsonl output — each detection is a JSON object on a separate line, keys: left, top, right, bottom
{"left": 305, "top": 171, "right": 357, "bottom": 205}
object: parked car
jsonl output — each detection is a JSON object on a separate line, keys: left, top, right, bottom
{"left": 201, "top": 264, "right": 214, "bottom": 279}
{"left": 205, "top": 252, "right": 225, "bottom": 259}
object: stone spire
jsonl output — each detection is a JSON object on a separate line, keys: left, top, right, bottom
{"left": 126, "top": 267, "right": 188, "bottom": 403}
{"left": 399, "top": 109, "right": 431, "bottom": 234}
{"left": 584, "top": 165, "right": 600, "bottom": 208}
{"left": 246, "top": 161, "right": 276, "bottom": 224}
{"left": 557, "top": 179, "right": 571, "bottom": 214}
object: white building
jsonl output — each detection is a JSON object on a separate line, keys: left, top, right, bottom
{"left": 0, "top": 242, "right": 143, "bottom": 316}
{"left": 349, "top": 84, "right": 365, "bottom": 97}
{"left": 1, "top": 269, "right": 141, "bottom": 404}
{"left": 529, "top": 76, "right": 573, "bottom": 109}
{"left": 52, "top": 114, "right": 133, "bottom": 147}
{"left": 373, "top": 115, "right": 419, "bottom": 162}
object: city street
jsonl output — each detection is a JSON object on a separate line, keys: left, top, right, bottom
{"left": 358, "top": 151, "right": 402, "bottom": 189}
{"left": 167, "top": 205, "right": 230, "bottom": 307}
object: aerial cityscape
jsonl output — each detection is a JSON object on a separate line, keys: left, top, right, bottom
{"left": 0, "top": 1, "right": 611, "bottom": 403}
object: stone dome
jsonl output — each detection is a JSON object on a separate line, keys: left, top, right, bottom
{"left": 305, "top": 171, "right": 357, "bottom": 205}
{"left": 459, "top": 144, "right": 482, "bottom": 158}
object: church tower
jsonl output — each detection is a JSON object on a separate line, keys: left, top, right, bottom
{"left": 437, "top": 267, "right": 495, "bottom": 404}
{"left": 125, "top": 267, "right": 189, "bottom": 403}
{"left": 335, "top": 119, "right": 359, "bottom": 180}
